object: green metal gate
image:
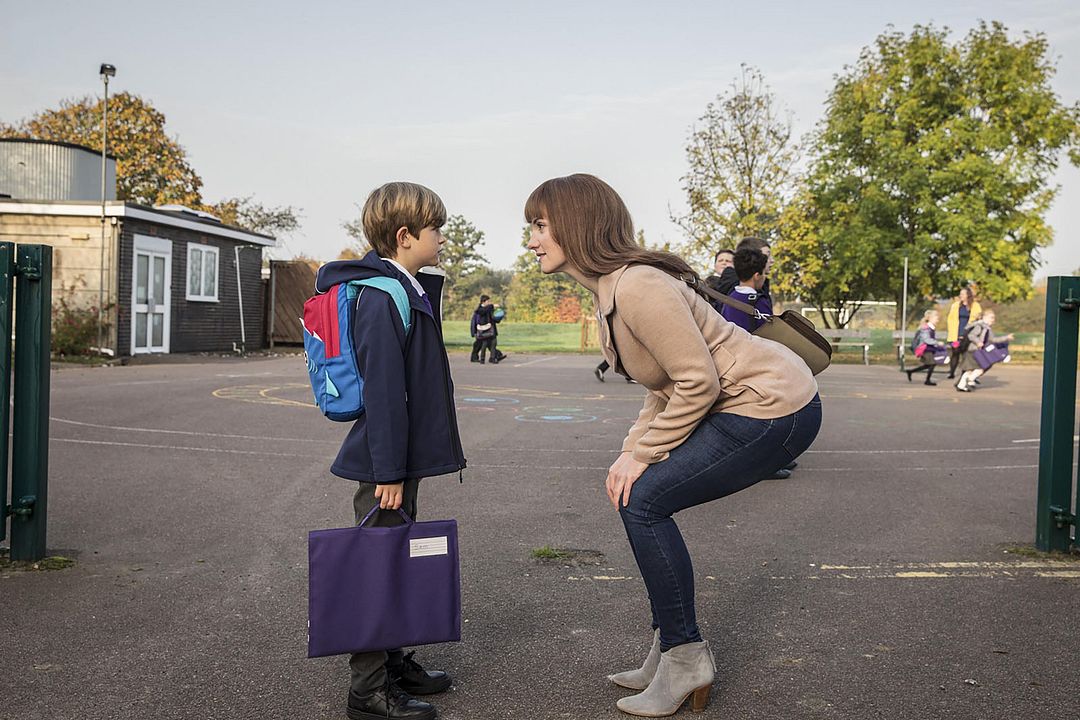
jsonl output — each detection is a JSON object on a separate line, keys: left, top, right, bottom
{"left": 1035, "top": 276, "right": 1080, "bottom": 552}
{"left": 1, "top": 242, "right": 53, "bottom": 562}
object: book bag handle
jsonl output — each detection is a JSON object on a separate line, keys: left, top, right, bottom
{"left": 358, "top": 504, "right": 413, "bottom": 527}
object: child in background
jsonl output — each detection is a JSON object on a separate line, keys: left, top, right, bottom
{"left": 955, "top": 309, "right": 1014, "bottom": 392}
{"left": 720, "top": 247, "right": 772, "bottom": 332}
{"left": 906, "top": 309, "right": 946, "bottom": 385}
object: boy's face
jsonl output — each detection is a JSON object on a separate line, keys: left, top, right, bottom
{"left": 714, "top": 252, "right": 734, "bottom": 274}
{"left": 396, "top": 224, "right": 446, "bottom": 273}
{"left": 760, "top": 246, "right": 773, "bottom": 276}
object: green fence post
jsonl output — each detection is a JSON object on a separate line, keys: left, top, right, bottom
{"left": 0, "top": 242, "right": 14, "bottom": 544}
{"left": 1035, "top": 275, "right": 1080, "bottom": 552}
{"left": 9, "top": 244, "right": 52, "bottom": 561}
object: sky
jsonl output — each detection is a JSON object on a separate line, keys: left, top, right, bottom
{"left": 3, "top": 0, "right": 1079, "bottom": 279}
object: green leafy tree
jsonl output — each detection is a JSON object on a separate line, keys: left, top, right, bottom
{"left": 440, "top": 214, "right": 489, "bottom": 316}
{"left": 782, "top": 23, "right": 1080, "bottom": 327}
{"left": 673, "top": 66, "right": 801, "bottom": 267}
{"left": 2, "top": 93, "right": 301, "bottom": 236}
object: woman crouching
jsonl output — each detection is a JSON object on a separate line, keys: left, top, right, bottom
{"left": 524, "top": 174, "right": 822, "bottom": 716}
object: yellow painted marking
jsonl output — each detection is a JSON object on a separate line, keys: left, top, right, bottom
{"left": 1036, "top": 571, "right": 1080, "bottom": 578}
{"left": 895, "top": 571, "right": 950, "bottom": 578}
{"left": 457, "top": 384, "right": 606, "bottom": 401}
{"left": 213, "top": 383, "right": 313, "bottom": 408}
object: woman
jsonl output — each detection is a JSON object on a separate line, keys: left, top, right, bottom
{"left": 524, "top": 175, "right": 821, "bottom": 717}
{"left": 906, "top": 309, "right": 946, "bottom": 385}
{"left": 946, "top": 287, "right": 982, "bottom": 380}
{"left": 955, "top": 309, "right": 1013, "bottom": 392}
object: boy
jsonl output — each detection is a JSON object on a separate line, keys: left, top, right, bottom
{"left": 720, "top": 247, "right": 772, "bottom": 332}
{"left": 704, "top": 248, "right": 734, "bottom": 294}
{"left": 314, "top": 182, "right": 466, "bottom": 720}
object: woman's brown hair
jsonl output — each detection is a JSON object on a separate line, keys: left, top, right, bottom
{"left": 524, "top": 174, "right": 704, "bottom": 288}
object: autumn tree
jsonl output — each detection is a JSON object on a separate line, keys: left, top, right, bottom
{"left": 777, "top": 23, "right": 1080, "bottom": 327}
{"left": 1, "top": 93, "right": 300, "bottom": 236}
{"left": 673, "top": 66, "right": 801, "bottom": 267}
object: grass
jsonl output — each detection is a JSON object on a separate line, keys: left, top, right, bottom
{"left": 530, "top": 545, "right": 573, "bottom": 560}
{"left": 0, "top": 549, "right": 76, "bottom": 571}
{"left": 445, "top": 321, "right": 1048, "bottom": 364}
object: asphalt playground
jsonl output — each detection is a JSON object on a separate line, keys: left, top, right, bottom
{"left": 2, "top": 353, "right": 1078, "bottom": 720}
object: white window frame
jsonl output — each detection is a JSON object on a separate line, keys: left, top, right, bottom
{"left": 186, "top": 243, "right": 220, "bottom": 302}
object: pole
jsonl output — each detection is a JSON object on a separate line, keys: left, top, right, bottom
{"left": 235, "top": 245, "right": 246, "bottom": 353}
{"left": 900, "top": 257, "right": 909, "bottom": 368}
{"left": 97, "top": 73, "right": 109, "bottom": 354}
{"left": 10, "top": 245, "right": 52, "bottom": 562}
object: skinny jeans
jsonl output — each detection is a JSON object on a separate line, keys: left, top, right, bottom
{"left": 619, "top": 394, "right": 822, "bottom": 651}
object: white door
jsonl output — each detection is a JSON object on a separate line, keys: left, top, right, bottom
{"left": 131, "top": 235, "right": 172, "bottom": 354}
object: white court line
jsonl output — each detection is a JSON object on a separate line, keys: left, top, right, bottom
{"left": 50, "top": 417, "right": 339, "bottom": 444}
{"left": 509, "top": 356, "right": 559, "bottom": 368}
{"left": 1012, "top": 436, "right": 1079, "bottom": 444}
{"left": 53, "top": 437, "right": 325, "bottom": 459}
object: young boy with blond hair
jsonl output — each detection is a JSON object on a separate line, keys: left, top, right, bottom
{"left": 314, "top": 182, "right": 466, "bottom": 720}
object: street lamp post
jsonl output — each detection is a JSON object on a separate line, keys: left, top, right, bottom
{"left": 98, "top": 63, "right": 116, "bottom": 355}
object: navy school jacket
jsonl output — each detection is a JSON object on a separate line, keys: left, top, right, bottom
{"left": 314, "top": 251, "right": 467, "bottom": 484}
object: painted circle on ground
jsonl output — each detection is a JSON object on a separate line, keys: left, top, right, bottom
{"left": 462, "top": 396, "right": 520, "bottom": 405}
{"left": 456, "top": 405, "right": 495, "bottom": 413}
{"left": 515, "top": 406, "right": 598, "bottom": 423}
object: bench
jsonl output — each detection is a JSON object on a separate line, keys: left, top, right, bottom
{"left": 822, "top": 328, "right": 872, "bottom": 365}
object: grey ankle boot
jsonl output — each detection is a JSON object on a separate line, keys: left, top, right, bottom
{"left": 615, "top": 640, "right": 715, "bottom": 717}
{"left": 608, "top": 629, "right": 661, "bottom": 690}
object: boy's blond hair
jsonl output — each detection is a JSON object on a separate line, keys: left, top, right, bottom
{"left": 361, "top": 182, "right": 447, "bottom": 258}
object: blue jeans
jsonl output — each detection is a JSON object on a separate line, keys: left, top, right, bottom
{"left": 619, "top": 394, "right": 822, "bottom": 651}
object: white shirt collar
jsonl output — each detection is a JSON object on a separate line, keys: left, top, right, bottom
{"left": 734, "top": 285, "right": 758, "bottom": 294}
{"left": 380, "top": 257, "right": 426, "bottom": 297}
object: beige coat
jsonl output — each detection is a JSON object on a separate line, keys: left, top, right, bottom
{"left": 596, "top": 264, "right": 818, "bottom": 464}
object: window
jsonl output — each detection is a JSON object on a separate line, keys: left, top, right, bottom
{"left": 186, "top": 244, "right": 219, "bottom": 302}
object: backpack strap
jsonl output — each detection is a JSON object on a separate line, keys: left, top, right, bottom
{"left": 348, "top": 277, "right": 412, "bottom": 334}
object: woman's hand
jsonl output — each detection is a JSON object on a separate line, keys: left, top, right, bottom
{"left": 606, "top": 453, "right": 649, "bottom": 509}
{"left": 374, "top": 482, "right": 404, "bottom": 510}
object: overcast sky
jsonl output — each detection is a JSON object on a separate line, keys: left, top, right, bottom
{"left": 3, "top": 0, "right": 1078, "bottom": 279}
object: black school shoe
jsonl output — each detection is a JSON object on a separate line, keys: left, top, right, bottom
{"left": 388, "top": 652, "right": 453, "bottom": 695}
{"left": 346, "top": 683, "right": 435, "bottom": 720}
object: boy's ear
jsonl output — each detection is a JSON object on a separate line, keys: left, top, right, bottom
{"left": 395, "top": 226, "right": 413, "bottom": 248}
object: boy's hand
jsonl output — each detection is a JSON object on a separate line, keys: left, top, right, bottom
{"left": 374, "top": 482, "right": 404, "bottom": 510}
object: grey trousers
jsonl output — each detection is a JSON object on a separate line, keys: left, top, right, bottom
{"left": 348, "top": 478, "right": 420, "bottom": 697}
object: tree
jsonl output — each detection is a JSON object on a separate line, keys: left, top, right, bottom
{"left": 440, "top": 214, "right": 489, "bottom": 316}
{"left": 1, "top": 93, "right": 301, "bottom": 236}
{"left": 673, "top": 66, "right": 802, "bottom": 267}
{"left": 206, "top": 196, "right": 301, "bottom": 237}
{"left": 1, "top": 92, "right": 202, "bottom": 206}
{"left": 782, "top": 23, "right": 1080, "bottom": 327}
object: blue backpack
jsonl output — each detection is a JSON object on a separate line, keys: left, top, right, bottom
{"left": 302, "top": 278, "right": 412, "bottom": 421}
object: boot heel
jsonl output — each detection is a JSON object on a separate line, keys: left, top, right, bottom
{"left": 690, "top": 685, "right": 711, "bottom": 712}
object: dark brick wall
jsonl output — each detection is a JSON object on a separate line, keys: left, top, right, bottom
{"left": 117, "top": 218, "right": 265, "bottom": 356}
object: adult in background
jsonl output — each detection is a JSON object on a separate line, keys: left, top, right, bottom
{"left": 946, "top": 287, "right": 982, "bottom": 380}
{"left": 524, "top": 174, "right": 821, "bottom": 717}
{"left": 469, "top": 294, "right": 497, "bottom": 363}
{"left": 703, "top": 248, "right": 734, "bottom": 295}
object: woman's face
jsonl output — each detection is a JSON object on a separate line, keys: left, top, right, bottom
{"left": 959, "top": 288, "right": 972, "bottom": 304}
{"left": 527, "top": 217, "right": 568, "bottom": 274}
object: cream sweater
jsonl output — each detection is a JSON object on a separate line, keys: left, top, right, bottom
{"left": 596, "top": 265, "right": 818, "bottom": 464}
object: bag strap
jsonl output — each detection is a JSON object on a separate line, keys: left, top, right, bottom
{"left": 681, "top": 274, "right": 770, "bottom": 322}
{"left": 351, "top": 278, "right": 412, "bottom": 334}
{"left": 358, "top": 503, "right": 412, "bottom": 527}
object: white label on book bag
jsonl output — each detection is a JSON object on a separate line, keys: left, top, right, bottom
{"left": 410, "top": 536, "right": 448, "bottom": 557}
